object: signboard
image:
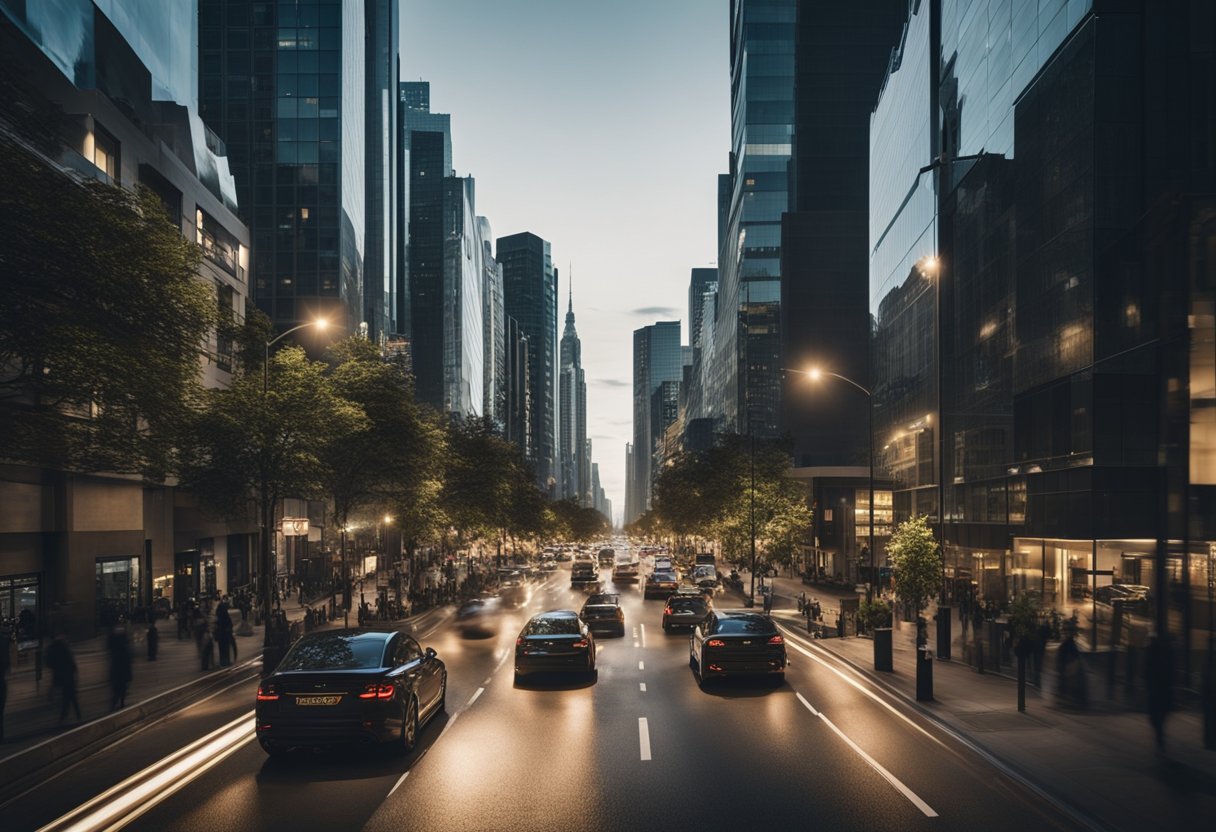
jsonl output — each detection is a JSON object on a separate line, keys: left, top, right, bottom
{"left": 281, "top": 517, "right": 309, "bottom": 537}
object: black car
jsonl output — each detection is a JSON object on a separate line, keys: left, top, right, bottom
{"left": 662, "top": 594, "right": 711, "bottom": 632}
{"left": 580, "top": 593, "right": 625, "bottom": 636}
{"left": 644, "top": 570, "right": 680, "bottom": 599}
{"left": 689, "top": 611, "right": 786, "bottom": 687}
{"left": 515, "top": 610, "right": 597, "bottom": 681}
{"left": 255, "top": 629, "right": 446, "bottom": 756}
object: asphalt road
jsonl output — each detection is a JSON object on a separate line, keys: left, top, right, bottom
{"left": 3, "top": 563, "right": 1083, "bottom": 832}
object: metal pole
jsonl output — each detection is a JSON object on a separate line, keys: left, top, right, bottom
{"left": 868, "top": 392, "right": 875, "bottom": 605}
{"left": 749, "top": 421, "right": 756, "bottom": 607}
{"left": 261, "top": 342, "right": 272, "bottom": 646}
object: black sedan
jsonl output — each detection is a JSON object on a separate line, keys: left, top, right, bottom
{"left": 689, "top": 611, "right": 786, "bottom": 687}
{"left": 514, "top": 610, "right": 597, "bottom": 682}
{"left": 580, "top": 593, "right": 625, "bottom": 636}
{"left": 255, "top": 629, "right": 446, "bottom": 756}
{"left": 662, "top": 594, "right": 711, "bottom": 632}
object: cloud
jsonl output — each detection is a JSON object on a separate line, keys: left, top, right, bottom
{"left": 594, "top": 378, "right": 629, "bottom": 388}
{"left": 632, "top": 306, "right": 680, "bottom": 318}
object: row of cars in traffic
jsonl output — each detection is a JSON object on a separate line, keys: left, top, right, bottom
{"left": 253, "top": 540, "right": 785, "bottom": 757}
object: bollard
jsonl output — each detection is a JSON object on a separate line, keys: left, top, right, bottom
{"left": 916, "top": 645, "right": 934, "bottom": 701}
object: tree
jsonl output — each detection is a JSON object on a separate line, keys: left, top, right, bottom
{"left": 889, "top": 515, "right": 943, "bottom": 645}
{"left": 0, "top": 135, "right": 217, "bottom": 479}
{"left": 178, "top": 346, "right": 365, "bottom": 638}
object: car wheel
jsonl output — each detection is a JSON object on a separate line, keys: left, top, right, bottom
{"left": 616, "top": 625, "right": 626, "bottom": 638}
{"left": 663, "top": 623, "right": 671, "bottom": 633}
{"left": 400, "top": 698, "right": 419, "bottom": 754}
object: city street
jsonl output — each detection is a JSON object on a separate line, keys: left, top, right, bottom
{"left": 4, "top": 567, "right": 1079, "bottom": 832}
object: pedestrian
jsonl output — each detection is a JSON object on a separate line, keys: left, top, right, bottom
{"left": 1, "top": 630, "right": 11, "bottom": 742}
{"left": 108, "top": 623, "right": 132, "bottom": 710}
{"left": 1146, "top": 630, "right": 1173, "bottom": 755}
{"left": 199, "top": 623, "right": 214, "bottom": 671}
{"left": 1056, "top": 621, "right": 1087, "bottom": 708}
{"left": 146, "top": 619, "right": 160, "bottom": 661}
{"left": 762, "top": 586, "right": 774, "bottom": 615}
{"left": 46, "top": 633, "right": 81, "bottom": 724}
{"left": 176, "top": 604, "right": 188, "bottom": 640}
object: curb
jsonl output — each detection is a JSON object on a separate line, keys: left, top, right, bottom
{"left": 783, "top": 625, "right": 1108, "bottom": 832}
{"left": 0, "top": 654, "right": 262, "bottom": 805}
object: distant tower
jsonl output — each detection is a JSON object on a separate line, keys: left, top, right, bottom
{"left": 559, "top": 270, "right": 589, "bottom": 504}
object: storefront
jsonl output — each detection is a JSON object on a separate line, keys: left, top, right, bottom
{"left": 95, "top": 556, "right": 141, "bottom": 625}
{"left": 0, "top": 573, "right": 41, "bottom": 647}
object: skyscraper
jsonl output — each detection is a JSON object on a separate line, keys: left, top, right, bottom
{"left": 199, "top": 0, "right": 375, "bottom": 340}
{"left": 498, "top": 232, "right": 558, "bottom": 490}
{"left": 630, "top": 321, "right": 682, "bottom": 523}
{"left": 440, "top": 175, "right": 484, "bottom": 416}
{"left": 480, "top": 217, "right": 506, "bottom": 428}
{"left": 559, "top": 285, "right": 588, "bottom": 503}
{"left": 706, "top": 0, "right": 795, "bottom": 436}
{"left": 363, "top": 0, "right": 397, "bottom": 343}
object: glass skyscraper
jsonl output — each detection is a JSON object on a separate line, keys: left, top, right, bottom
{"left": 441, "top": 175, "right": 485, "bottom": 417}
{"left": 630, "top": 321, "right": 682, "bottom": 523}
{"left": 498, "top": 232, "right": 558, "bottom": 491}
{"left": 199, "top": 0, "right": 374, "bottom": 339}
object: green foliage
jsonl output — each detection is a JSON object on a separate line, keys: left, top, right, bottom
{"left": 1007, "top": 592, "right": 1040, "bottom": 644}
{"left": 859, "top": 598, "right": 893, "bottom": 630}
{"left": 0, "top": 137, "right": 217, "bottom": 479}
{"left": 548, "top": 498, "right": 611, "bottom": 542}
{"left": 888, "top": 515, "right": 942, "bottom": 617}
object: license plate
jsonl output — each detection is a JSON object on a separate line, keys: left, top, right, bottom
{"left": 295, "top": 695, "right": 342, "bottom": 706}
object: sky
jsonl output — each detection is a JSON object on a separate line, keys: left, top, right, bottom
{"left": 400, "top": 0, "right": 730, "bottom": 524}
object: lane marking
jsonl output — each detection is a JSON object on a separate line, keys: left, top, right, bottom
{"left": 495, "top": 651, "right": 511, "bottom": 672}
{"left": 483, "top": 676, "right": 492, "bottom": 686}
{"left": 639, "top": 683, "right": 647, "bottom": 692}
{"left": 634, "top": 641, "right": 640, "bottom": 648}
{"left": 638, "top": 660, "right": 645, "bottom": 671}
{"left": 640, "top": 623, "right": 646, "bottom": 648}
{"left": 780, "top": 625, "right": 944, "bottom": 747}
{"left": 437, "top": 710, "right": 461, "bottom": 741}
{"left": 638, "top": 717, "right": 652, "bottom": 761}
{"left": 467, "top": 687, "right": 484, "bottom": 706}
{"left": 794, "top": 692, "right": 937, "bottom": 818}
{"left": 387, "top": 770, "right": 410, "bottom": 798}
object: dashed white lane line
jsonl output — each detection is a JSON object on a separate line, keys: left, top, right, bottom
{"left": 795, "top": 692, "right": 937, "bottom": 817}
{"left": 483, "top": 676, "right": 492, "bottom": 686}
{"left": 640, "top": 623, "right": 646, "bottom": 648}
{"left": 467, "top": 687, "right": 485, "bottom": 706}
{"left": 779, "top": 625, "right": 944, "bottom": 747}
{"left": 639, "top": 682, "right": 647, "bottom": 692}
{"left": 638, "top": 717, "right": 652, "bottom": 761}
{"left": 638, "top": 660, "right": 645, "bottom": 671}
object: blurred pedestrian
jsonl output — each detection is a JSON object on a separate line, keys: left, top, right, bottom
{"left": 108, "top": 623, "right": 132, "bottom": 710}
{"left": 1146, "top": 630, "right": 1174, "bottom": 755}
{"left": 1056, "top": 619, "right": 1087, "bottom": 708}
{"left": 1, "top": 631, "right": 11, "bottom": 742}
{"left": 176, "top": 604, "right": 189, "bottom": 640}
{"left": 199, "top": 623, "right": 214, "bottom": 671}
{"left": 146, "top": 619, "right": 160, "bottom": 661}
{"left": 46, "top": 634, "right": 81, "bottom": 724}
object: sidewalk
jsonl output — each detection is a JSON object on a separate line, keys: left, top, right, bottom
{"left": 768, "top": 607, "right": 1215, "bottom": 829}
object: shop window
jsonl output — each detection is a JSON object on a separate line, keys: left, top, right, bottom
{"left": 96, "top": 557, "right": 140, "bottom": 626}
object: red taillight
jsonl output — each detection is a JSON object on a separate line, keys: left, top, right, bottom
{"left": 573, "top": 639, "right": 589, "bottom": 649}
{"left": 706, "top": 638, "right": 726, "bottom": 648}
{"left": 516, "top": 637, "right": 524, "bottom": 647}
{"left": 359, "top": 683, "right": 395, "bottom": 700}
{"left": 768, "top": 634, "right": 784, "bottom": 645}
{"left": 664, "top": 607, "right": 673, "bottom": 615}
{"left": 256, "top": 684, "right": 279, "bottom": 701}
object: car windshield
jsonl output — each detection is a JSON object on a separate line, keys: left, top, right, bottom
{"left": 712, "top": 615, "right": 776, "bottom": 635}
{"left": 586, "top": 594, "right": 619, "bottom": 606}
{"left": 278, "top": 632, "right": 388, "bottom": 671}
{"left": 525, "top": 615, "right": 581, "bottom": 636}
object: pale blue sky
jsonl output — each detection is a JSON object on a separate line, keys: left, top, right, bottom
{"left": 401, "top": 1, "right": 729, "bottom": 522}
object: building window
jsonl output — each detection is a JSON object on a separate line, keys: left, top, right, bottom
{"left": 91, "top": 124, "right": 120, "bottom": 182}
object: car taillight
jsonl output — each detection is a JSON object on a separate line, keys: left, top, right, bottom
{"left": 768, "top": 635, "right": 784, "bottom": 645}
{"left": 616, "top": 608, "right": 624, "bottom": 619}
{"left": 664, "top": 607, "right": 673, "bottom": 615}
{"left": 706, "top": 639, "right": 726, "bottom": 648}
{"left": 359, "top": 682, "right": 395, "bottom": 700}
{"left": 516, "top": 637, "right": 524, "bottom": 647}
{"left": 573, "top": 639, "right": 589, "bottom": 649}
{"left": 256, "top": 684, "right": 279, "bottom": 701}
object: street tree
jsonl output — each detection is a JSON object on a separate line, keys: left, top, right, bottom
{"left": 888, "top": 515, "right": 943, "bottom": 646}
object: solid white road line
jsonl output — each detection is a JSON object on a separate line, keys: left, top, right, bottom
{"left": 640, "top": 623, "right": 646, "bottom": 648}
{"left": 638, "top": 718, "right": 652, "bottom": 761}
{"left": 467, "top": 687, "right": 484, "bottom": 706}
{"left": 387, "top": 770, "right": 410, "bottom": 798}
{"left": 638, "top": 660, "right": 645, "bottom": 671}
{"left": 794, "top": 692, "right": 937, "bottom": 818}
{"left": 639, "top": 682, "right": 647, "bottom": 692}
{"left": 779, "top": 625, "right": 944, "bottom": 747}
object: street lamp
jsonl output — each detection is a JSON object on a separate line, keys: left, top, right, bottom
{"left": 258, "top": 316, "right": 333, "bottom": 652}
{"left": 785, "top": 366, "right": 876, "bottom": 603}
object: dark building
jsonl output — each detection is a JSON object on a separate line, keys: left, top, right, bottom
{"left": 498, "top": 232, "right": 558, "bottom": 490}
{"left": 630, "top": 322, "right": 682, "bottom": 523}
{"left": 505, "top": 316, "right": 531, "bottom": 459}
{"left": 363, "top": 0, "right": 397, "bottom": 342}
{"left": 198, "top": 0, "right": 374, "bottom": 339}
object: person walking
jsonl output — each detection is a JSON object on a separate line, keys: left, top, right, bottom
{"left": 199, "top": 623, "right": 214, "bottom": 671}
{"left": 146, "top": 619, "right": 160, "bottom": 661}
{"left": 108, "top": 623, "right": 132, "bottom": 711}
{"left": 46, "top": 634, "right": 81, "bottom": 725}
{"left": 1146, "top": 630, "right": 1174, "bottom": 755}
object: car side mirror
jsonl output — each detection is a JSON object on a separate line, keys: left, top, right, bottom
{"left": 425, "top": 647, "right": 437, "bottom": 660}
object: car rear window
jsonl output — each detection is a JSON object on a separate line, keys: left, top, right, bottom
{"left": 713, "top": 616, "right": 776, "bottom": 635}
{"left": 278, "top": 633, "right": 388, "bottom": 670}
{"left": 586, "top": 594, "right": 619, "bottom": 605}
{"left": 652, "top": 571, "right": 677, "bottom": 581}
{"left": 525, "top": 615, "right": 581, "bottom": 636}
{"left": 669, "top": 599, "right": 707, "bottom": 613}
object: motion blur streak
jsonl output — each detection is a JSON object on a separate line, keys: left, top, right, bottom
{"left": 38, "top": 712, "right": 255, "bottom": 832}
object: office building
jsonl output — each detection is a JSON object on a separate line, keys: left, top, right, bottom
{"left": 630, "top": 321, "right": 682, "bottom": 523}
{"left": 505, "top": 316, "right": 531, "bottom": 458}
{"left": 498, "top": 232, "right": 558, "bottom": 491}
{"left": 481, "top": 218, "right": 506, "bottom": 427}
{"left": 199, "top": 0, "right": 374, "bottom": 340}
{"left": 439, "top": 175, "right": 485, "bottom": 417}
{"left": 559, "top": 287, "right": 588, "bottom": 503}
{"left": 363, "top": 0, "right": 397, "bottom": 342}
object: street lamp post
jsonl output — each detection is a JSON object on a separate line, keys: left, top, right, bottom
{"left": 258, "top": 318, "right": 329, "bottom": 653}
{"left": 785, "top": 367, "right": 876, "bottom": 604}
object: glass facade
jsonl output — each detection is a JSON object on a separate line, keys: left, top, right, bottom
{"left": 708, "top": 0, "right": 794, "bottom": 436}
{"left": 441, "top": 175, "right": 485, "bottom": 417}
{"left": 199, "top": 0, "right": 367, "bottom": 335}
{"left": 362, "top": 0, "right": 396, "bottom": 342}
{"left": 630, "top": 322, "right": 682, "bottom": 522}
{"left": 481, "top": 217, "right": 506, "bottom": 428}
{"left": 498, "top": 232, "right": 558, "bottom": 490}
